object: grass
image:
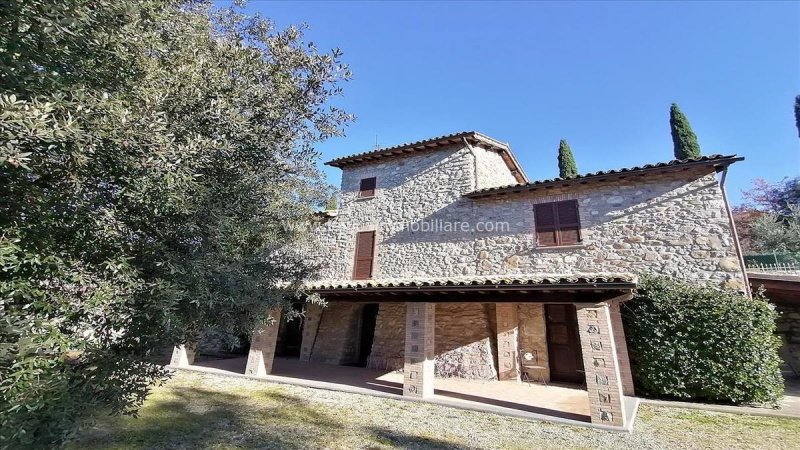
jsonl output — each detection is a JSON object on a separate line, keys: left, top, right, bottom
{"left": 70, "top": 371, "right": 800, "bottom": 450}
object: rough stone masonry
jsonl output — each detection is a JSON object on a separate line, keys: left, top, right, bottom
{"left": 303, "top": 139, "right": 746, "bottom": 381}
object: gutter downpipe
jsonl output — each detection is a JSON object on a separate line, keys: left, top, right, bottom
{"left": 719, "top": 166, "right": 752, "bottom": 298}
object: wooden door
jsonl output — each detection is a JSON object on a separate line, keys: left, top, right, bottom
{"left": 545, "top": 304, "right": 585, "bottom": 383}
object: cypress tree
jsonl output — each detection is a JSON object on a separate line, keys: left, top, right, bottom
{"left": 670, "top": 103, "right": 702, "bottom": 159}
{"left": 794, "top": 95, "right": 800, "bottom": 138}
{"left": 557, "top": 139, "right": 578, "bottom": 178}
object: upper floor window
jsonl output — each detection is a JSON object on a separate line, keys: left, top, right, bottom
{"left": 534, "top": 200, "right": 581, "bottom": 247}
{"left": 359, "top": 177, "right": 376, "bottom": 198}
{"left": 353, "top": 231, "right": 376, "bottom": 280}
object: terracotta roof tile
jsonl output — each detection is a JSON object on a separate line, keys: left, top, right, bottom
{"left": 305, "top": 273, "right": 637, "bottom": 291}
{"left": 325, "top": 131, "right": 528, "bottom": 183}
{"left": 465, "top": 154, "right": 743, "bottom": 198}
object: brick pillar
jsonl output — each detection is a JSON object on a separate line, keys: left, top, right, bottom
{"left": 519, "top": 304, "right": 550, "bottom": 382}
{"left": 299, "top": 303, "right": 323, "bottom": 362}
{"left": 576, "top": 303, "right": 627, "bottom": 427}
{"left": 609, "top": 299, "right": 635, "bottom": 396}
{"left": 403, "top": 303, "right": 435, "bottom": 398}
{"left": 245, "top": 309, "right": 282, "bottom": 377}
{"left": 170, "top": 343, "right": 196, "bottom": 367}
{"left": 495, "top": 303, "right": 520, "bottom": 381}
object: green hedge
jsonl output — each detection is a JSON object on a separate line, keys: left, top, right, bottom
{"left": 622, "top": 276, "right": 784, "bottom": 405}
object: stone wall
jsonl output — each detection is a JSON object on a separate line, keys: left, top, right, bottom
{"left": 308, "top": 302, "right": 362, "bottom": 365}
{"left": 470, "top": 171, "right": 745, "bottom": 289}
{"left": 472, "top": 145, "right": 518, "bottom": 190}
{"left": 776, "top": 305, "right": 800, "bottom": 374}
{"left": 366, "top": 302, "right": 406, "bottom": 370}
{"left": 360, "top": 302, "right": 547, "bottom": 381}
{"left": 434, "top": 303, "right": 498, "bottom": 380}
{"left": 310, "top": 142, "right": 746, "bottom": 289}
{"left": 363, "top": 302, "right": 500, "bottom": 379}
{"left": 518, "top": 304, "right": 550, "bottom": 381}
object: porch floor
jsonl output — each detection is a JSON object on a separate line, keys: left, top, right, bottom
{"left": 189, "top": 356, "right": 593, "bottom": 423}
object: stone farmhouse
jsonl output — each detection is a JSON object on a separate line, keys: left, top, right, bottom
{"left": 172, "top": 131, "right": 747, "bottom": 429}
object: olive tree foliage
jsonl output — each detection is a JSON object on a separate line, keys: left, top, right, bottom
{"left": 750, "top": 204, "right": 800, "bottom": 255}
{"left": 736, "top": 177, "right": 800, "bottom": 256}
{"left": 0, "top": 0, "right": 350, "bottom": 446}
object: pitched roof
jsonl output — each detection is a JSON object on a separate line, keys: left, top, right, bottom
{"left": 465, "top": 154, "right": 744, "bottom": 199}
{"left": 305, "top": 273, "right": 637, "bottom": 293}
{"left": 325, "top": 131, "right": 528, "bottom": 183}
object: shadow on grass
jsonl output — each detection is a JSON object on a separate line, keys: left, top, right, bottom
{"left": 71, "top": 385, "right": 342, "bottom": 449}
{"left": 365, "top": 425, "right": 482, "bottom": 450}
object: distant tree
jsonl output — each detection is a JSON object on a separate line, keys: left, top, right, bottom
{"left": 750, "top": 205, "right": 800, "bottom": 254}
{"left": 669, "top": 103, "right": 701, "bottom": 159}
{"left": 557, "top": 139, "right": 578, "bottom": 178}
{"left": 731, "top": 206, "right": 765, "bottom": 254}
{"left": 325, "top": 194, "right": 339, "bottom": 210}
{"left": 734, "top": 177, "right": 800, "bottom": 255}
{"left": 741, "top": 177, "right": 800, "bottom": 216}
{"left": 795, "top": 95, "right": 800, "bottom": 138}
{"left": 0, "top": 0, "right": 350, "bottom": 446}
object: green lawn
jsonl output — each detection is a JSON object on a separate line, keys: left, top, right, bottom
{"left": 70, "top": 371, "right": 800, "bottom": 450}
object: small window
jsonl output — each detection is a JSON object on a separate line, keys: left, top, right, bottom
{"left": 534, "top": 200, "right": 581, "bottom": 247}
{"left": 359, "top": 177, "right": 376, "bottom": 198}
{"left": 353, "top": 231, "right": 376, "bottom": 280}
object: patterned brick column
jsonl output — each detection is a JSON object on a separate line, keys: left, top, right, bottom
{"left": 299, "top": 303, "right": 323, "bottom": 362}
{"left": 495, "top": 303, "right": 520, "bottom": 381}
{"left": 245, "top": 309, "right": 282, "bottom": 377}
{"left": 170, "top": 343, "right": 196, "bottom": 367}
{"left": 609, "top": 299, "right": 635, "bottom": 396}
{"left": 576, "top": 303, "right": 627, "bottom": 427}
{"left": 403, "top": 302, "right": 435, "bottom": 398}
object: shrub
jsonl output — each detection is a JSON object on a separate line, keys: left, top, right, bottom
{"left": 622, "top": 276, "right": 784, "bottom": 405}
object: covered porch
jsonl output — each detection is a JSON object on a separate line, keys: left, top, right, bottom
{"left": 170, "top": 275, "right": 640, "bottom": 430}
{"left": 187, "top": 356, "right": 596, "bottom": 423}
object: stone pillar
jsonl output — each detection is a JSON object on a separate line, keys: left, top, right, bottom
{"left": 495, "top": 303, "right": 520, "bottom": 381}
{"left": 245, "top": 309, "right": 282, "bottom": 377}
{"left": 609, "top": 299, "right": 635, "bottom": 396}
{"left": 403, "top": 302, "right": 435, "bottom": 398}
{"left": 576, "top": 303, "right": 627, "bottom": 428}
{"left": 170, "top": 343, "right": 196, "bottom": 367}
{"left": 299, "top": 303, "right": 323, "bottom": 362}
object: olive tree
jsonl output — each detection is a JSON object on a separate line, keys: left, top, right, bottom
{"left": 0, "top": 0, "right": 350, "bottom": 446}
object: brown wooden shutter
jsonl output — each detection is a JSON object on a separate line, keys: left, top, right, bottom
{"left": 359, "top": 177, "right": 376, "bottom": 198}
{"left": 556, "top": 200, "right": 581, "bottom": 245}
{"left": 534, "top": 203, "right": 558, "bottom": 246}
{"left": 353, "top": 231, "right": 376, "bottom": 280}
{"left": 534, "top": 200, "right": 581, "bottom": 246}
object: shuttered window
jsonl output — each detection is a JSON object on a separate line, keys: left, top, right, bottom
{"left": 533, "top": 200, "right": 581, "bottom": 247}
{"left": 353, "top": 231, "right": 376, "bottom": 280}
{"left": 359, "top": 177, "right": 376, "bottom": 198}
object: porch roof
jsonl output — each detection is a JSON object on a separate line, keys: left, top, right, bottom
{"left": 305, "top": 274, "right": 636, "bottom": 303}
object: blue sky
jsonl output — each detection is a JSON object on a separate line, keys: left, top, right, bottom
{"left": 236, "top": 1, "right": 799, "bottom": 204}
